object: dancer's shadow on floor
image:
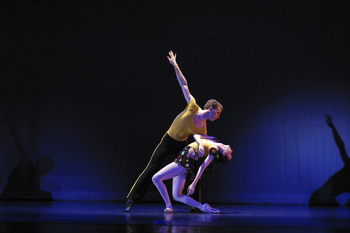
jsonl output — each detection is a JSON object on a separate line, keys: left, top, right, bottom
{"left": 0, "top": 112, "right": 55, "bottom": 200}
{"left": 309, "top": 114, "right": 350, "bottom": 206}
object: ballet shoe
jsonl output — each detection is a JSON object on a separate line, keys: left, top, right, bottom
{"left": 164, "top": 207, "right": 174, "bottom": 213}
{"left": 200, "top": 203, "right": 220, "bottom": 214}
{"left": 209, "top": 206, "right": 220, "bottom": 213}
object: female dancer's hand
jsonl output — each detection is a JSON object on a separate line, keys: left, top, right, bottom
{"left": 187, "top": 183, "right": 195, "bottom": 195}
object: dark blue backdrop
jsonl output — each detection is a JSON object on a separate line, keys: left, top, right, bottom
{"left": 1, "top": 1, "right": 349, "bottom": 204}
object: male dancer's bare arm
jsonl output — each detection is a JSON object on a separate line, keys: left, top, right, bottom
{"left": 193, "top": 134, "right": 205, "bottom": 157}
{"left": 167, "top": 51, "right": 194, "bottom": 103}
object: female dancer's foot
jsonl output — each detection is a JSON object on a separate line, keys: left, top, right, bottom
{"left": 200, "top": 203, "right": 220, "bottom": 214}
{"left": 164, "top": 207, "right": 174, "bottom": 213}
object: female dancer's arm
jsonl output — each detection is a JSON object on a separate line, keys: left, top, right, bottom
{"left": 187, "top": 154, "right": 214, "bottom": 195}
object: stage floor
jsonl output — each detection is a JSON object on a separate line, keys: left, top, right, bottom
{"left": 0, "top": 201, "right": 349, "bottom": 233}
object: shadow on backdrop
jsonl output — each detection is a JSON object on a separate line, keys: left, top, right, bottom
{"left": 309, "top": 114, "right": 350, "bottom": 206}
{"left": 0, "top": 112, "right": 55, "bottom": 200}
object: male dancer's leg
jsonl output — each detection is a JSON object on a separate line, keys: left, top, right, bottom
{"left": 127, "top": 137, "right": 169, "bottom": 203}
{"left": 125, "top": 134, "right": 187, "bottom": 211}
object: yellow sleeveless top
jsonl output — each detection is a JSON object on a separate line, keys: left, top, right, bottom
{"left": 167, "top": 99, "right": 207, "bottom": 141}
{"left": 187, "top": 139, "right": 217, "bottom": 157}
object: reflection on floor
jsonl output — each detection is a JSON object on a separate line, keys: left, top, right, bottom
{"left": 0, "top": 201, "right": 349, "bottom": 233}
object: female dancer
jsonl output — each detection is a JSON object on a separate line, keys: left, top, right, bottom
{"left": 152, "top": 137, "right": 232, "bottom": 213}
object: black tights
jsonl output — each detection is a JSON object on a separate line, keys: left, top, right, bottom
{"left": 127, "top": 133, "right": 187, "bottom": 204}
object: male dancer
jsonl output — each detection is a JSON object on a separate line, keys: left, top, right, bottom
{"left": 125, "top": 51, "right": 223, "bottom": 211}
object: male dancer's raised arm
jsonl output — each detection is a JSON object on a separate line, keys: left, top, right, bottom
{"left": 167, "top": 50, "right": 204, "bottom": 156}
{"left": 167, "top": 51, "right": 194, "bottom": 103}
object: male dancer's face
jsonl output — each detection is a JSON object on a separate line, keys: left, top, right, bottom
{"left": 209, "top": 106, "right": 222, "bottom": 121}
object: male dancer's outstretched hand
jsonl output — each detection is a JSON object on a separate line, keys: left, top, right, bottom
{"left": 167, "top": 50, "right": 178, "bottom": 66}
